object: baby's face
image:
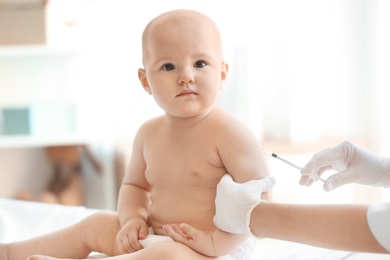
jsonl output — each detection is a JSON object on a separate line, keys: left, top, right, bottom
{"left": 139, "top": 13, "right": 228, "bottom": 118}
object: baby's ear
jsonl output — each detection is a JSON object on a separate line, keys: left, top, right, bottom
{"left": 219, "top": 62, "right": 229, "bottom": 89}
{"left": 138, "top": 68, "right": 152, "bottom": 95}
{"left": 221, "top": 62, "right": 229, "bottom": 81}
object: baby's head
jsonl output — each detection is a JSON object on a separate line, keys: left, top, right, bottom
{"left": 138, "top": 9, "right": 228, "bottom": 117}
{"left": 141, "top": 9, "right": 224, "bottom": 68}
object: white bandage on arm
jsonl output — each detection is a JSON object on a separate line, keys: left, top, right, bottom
{"left": 367, "top": 202, "right": 390, "bottom": 252}
{"left": 213, "top": 174, "right": 275, "bottom": 236}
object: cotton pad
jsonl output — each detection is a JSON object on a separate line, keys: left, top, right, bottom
{"left": 213, "top": 174, "right": 275, "bottom": 235}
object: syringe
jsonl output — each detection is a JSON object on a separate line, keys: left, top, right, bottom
{"left": 259, "top": 147, "right": 325, "bottom": 182}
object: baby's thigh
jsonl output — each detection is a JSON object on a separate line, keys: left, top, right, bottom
{"left": 138, "top": 241, "right": 227, "bottom": 260}
{"left": 80, "top": 212, "right": 121, "bottom": 255}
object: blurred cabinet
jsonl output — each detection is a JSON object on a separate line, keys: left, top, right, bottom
{"left": 0, "top": 0, "right": 45, "bottom": 45}
{"left": 0, "top": 136, "right": 117, "bottom": 210}
{"left": 0, "top": 0, "right": 93, "bottom": 50}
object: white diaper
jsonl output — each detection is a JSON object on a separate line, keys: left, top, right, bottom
{"left": 139, "top": 227, "right": 174, "bottom": 248}
{"left": 227, "top": 236, "right": 257, "bottom": 260}
{"left": 139, "top": 227, "right": 256, "bottom": 260}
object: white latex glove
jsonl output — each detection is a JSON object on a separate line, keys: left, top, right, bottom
{"left": 300, "top": 141, "right": 390, "bottom": 191}
{"left": 213, "top": 174, "right": 275, "bottom": 235}
{"left": 367, "top": 202, "right": 390, "bottom": 252}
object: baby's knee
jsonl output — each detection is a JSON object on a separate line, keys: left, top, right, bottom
{"left": 25, "top": 255, "right": 47, "bottom": 260}
{"left": 82, "top": 212, "right": 120, "bottom": 230}
{"left": 0, "top": 243, "right": 10, "bottom": 260}
{"left": 145, "top": 242, "right": 208, "bottom": 260}
{"left": 77, "top": 212, "right": 120, "bottom": 255}
{"left": 147, "top": 242, "right": 183, "bottom": 260}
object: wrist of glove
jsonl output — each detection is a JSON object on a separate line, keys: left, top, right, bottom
{"left": 213, "top": 174, "right": 275, "bottom": 236}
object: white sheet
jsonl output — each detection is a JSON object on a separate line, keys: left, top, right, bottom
{"left": 1, "top": 198, "right": 389, "bottom": 259}
{"left": 0, "top": 198, "right": 99, "bottom": 243}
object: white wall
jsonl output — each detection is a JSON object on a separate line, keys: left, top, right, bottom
{"left": 2, "top": 0, "right": 387, "bottom": 143}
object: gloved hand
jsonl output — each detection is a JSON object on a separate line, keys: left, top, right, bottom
{"left": 213, "top": 174, "right": 275, "bottom": 235}
{"left": 300, "top": 141, "right": 390, "bottom": 191}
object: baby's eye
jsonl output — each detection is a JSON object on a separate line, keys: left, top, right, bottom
{"left": 162, "top": 63, "right": 175, "bottom": 71}
{"left": 194, "top": 60, "right": 206, "bottom": 68}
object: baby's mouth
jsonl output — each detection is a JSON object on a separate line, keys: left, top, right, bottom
{"left": 177, "top": 90, "right": 198, "bottom": 97}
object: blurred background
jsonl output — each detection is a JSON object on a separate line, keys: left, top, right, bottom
{"left": 0, "top": 0, "right": 389, "bottom": 209}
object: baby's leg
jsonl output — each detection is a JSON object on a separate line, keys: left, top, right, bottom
{"left": 0, "top": 244, "right": 9, "bottom": 260}
{"left": 26, "top": 241, "right": 227, "bottom": 260}
{"left": 1, "top": 212, "right": 120, "bottom": 260}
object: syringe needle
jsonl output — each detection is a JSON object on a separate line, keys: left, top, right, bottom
{"left": 258, "top": 146, "right": 325, "bottom": 182}
{"left": 270, "top": 152, "right": 302, "bottom": 170}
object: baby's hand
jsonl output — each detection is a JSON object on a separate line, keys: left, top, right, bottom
{"left": 116, "top": 218, "right": 148, "bottom": 254}
{"left": 163, "top": 223, "right": 217, "bottom": 256}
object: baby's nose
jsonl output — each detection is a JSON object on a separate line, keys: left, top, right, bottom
{"left": 178, "top": 68, "right": 195, "bottom": 84}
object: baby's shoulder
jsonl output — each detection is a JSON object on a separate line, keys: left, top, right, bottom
{"left": 210, "top": 108, "right": 257, "bottom": 140}
{"left": 211, "top": 108, "right": 249, "bottom": 131}
{"left": 136, "top": 116, "right": 164, "bottom": 137}
{"left": 142, "top": 116, "right": 164, "bottom": 128}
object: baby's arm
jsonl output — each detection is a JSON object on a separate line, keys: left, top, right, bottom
{"left": 216, "top": 114, "right": 271, "bottom": 199}
{"left": 116, "top": 126, "right": 151, "bottom": 253}
{"left": 164, "top": 223, "right": 248, "bottom": 256}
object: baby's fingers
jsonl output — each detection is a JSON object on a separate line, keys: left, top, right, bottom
{"left": 129, "top": 234, "right": 144, "bottom": 252}
{"left": 117, "top": 233, "right": 143, "bottom": 253}
{"left": 163, "top": 224, "right": 191, "bottom": 243}
{"left": 116, "top": 236, "right": 132, "bottom": 254}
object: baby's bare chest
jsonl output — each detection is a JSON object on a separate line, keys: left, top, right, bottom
{"left": 143, "top": 134, "right": 225, "bottom": 187}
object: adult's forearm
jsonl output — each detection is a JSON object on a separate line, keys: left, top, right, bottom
{"left": 251, "top": 203, "right": 387, "bottom": 253}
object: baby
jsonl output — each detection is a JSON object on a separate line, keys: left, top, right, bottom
{"left": 0, "top": 9, "right": 269, "bottom": 260}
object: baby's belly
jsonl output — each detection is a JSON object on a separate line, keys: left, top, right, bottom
{"left": 149, "top": 187, "right": 216, "bottom": 235}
